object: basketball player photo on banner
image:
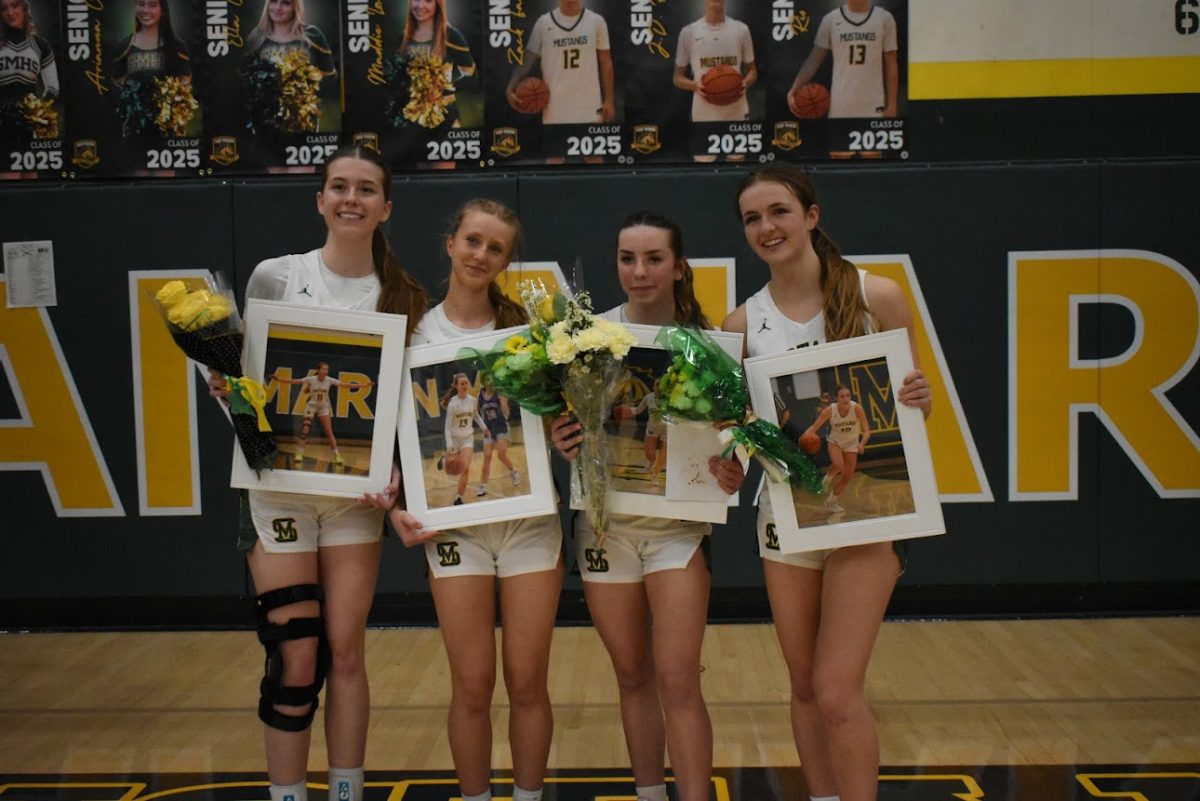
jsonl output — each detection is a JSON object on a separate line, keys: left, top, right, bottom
{"left": 763, "top": 0, "right": 907, "bottom": 160}
{"left": 744, "top": 330, "right": 941, "bottom": 553}
{"left": 59, "top": 0, "right": 203, "bottom": 177}
{"left": 484, "top": 0, "right": 625, "bottom": 165}
{"left": 396, "top": 328, "right": 555, "bottom": 532}
{"left": 0, "top": 0, "right": 65, "bottom": 179}
{"left": 342, "top": 0, "right": 483, "bottom": 170}
{"left": 200, "top": 0, "right": 341, "bottom": 174}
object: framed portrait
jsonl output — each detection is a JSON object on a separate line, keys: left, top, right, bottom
{"left": 231, "top": 300, "right": 407, "bottom": 497}
{"left": 397, "top": 328, "right": 556, "bottom": 531}
{"left": 743, "top": 329, "right": 943, "bottom": 552}
{"left": 570, "top": 324, "right": 744, "bottom": 524}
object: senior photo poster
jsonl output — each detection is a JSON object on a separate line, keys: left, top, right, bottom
{"left": 482, "top": 0, "right": 627, "bottom": 165}
{"left": 59, "top": 0, "right": 204, "bottom": 177}
{"left": 342, "top": 0, "right": 484, "bottom": 170}
{"left": 0, "top": 0, "right": 66, "bottom": 179}
{"left": 200, "top": 0, "right": 341, "bottom": 173}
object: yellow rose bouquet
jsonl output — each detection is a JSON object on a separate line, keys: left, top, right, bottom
{"left": 460, "top": 280, "right": 637, "bottom": 544}
{"left": 151, "top": 275, "right": 276, "bottom": 472}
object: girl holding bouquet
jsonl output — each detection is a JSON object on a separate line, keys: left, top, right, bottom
{"left": 438, "top": 372, "right": 486, "bottom": 505}
{"left": 725, "top": 165, "right": 930, "bottom": 801}
{"left": 386, "top": 198, "right": 564, "bottom": 801}
{"left": 208, "top": 145, "right": 428, "bottom": 801}
{"left": 549, "top": 210, "right": 745, "bottom": 801}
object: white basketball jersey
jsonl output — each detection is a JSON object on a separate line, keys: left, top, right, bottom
{"left": 246, "top": 250, "right": 381, "bottom": 311}
{"left": 445, "top": 394, "right": 478, "bottom": 444}
{"left": 830, "top": 401, "right": 861, "bottom": 440}
{"left": 529, "top": 8, "right": 609, "bottom": 124}
{"left": 815, "top": 4, "right": 897, "bottom": 118}
{"left": 675, "top": 17, "right": 754, "bottom": 122}
{"left": 745, "top": 268, "right": 872, "bottom": 357}
{"left": 410, "top": 302, "right": 495, "bottom": 346}
{"left": 301, "top": 374, "right": 337, "bottom": 407}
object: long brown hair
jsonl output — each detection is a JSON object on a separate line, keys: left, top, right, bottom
{"left": 320, "top": 145, "right": 429, "bottom": 336}
{"left": 617, "top": 210, "right": 711, "bottom": 329}
{"left": 446, "top": 198, "right": 528, "bottom": 329}
{"left": 736, "top": 165, "right": 875, "bottom": 341}
{"left": 400, "top": 0, "right": 447, "bottom": 58}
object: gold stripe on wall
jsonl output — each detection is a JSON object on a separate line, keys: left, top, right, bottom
{"left": 910, "top": 56, "right": 1200, "bottom": 100}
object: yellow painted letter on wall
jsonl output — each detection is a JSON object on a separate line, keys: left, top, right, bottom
{"left": 1010, "top": 250, "right": 1200, "bottom": 499}
{"left": 1, "top": 280, "right": 123, "bottom": 516}
{"left": 854, "top": 256, "right": 993, "bottom": 502}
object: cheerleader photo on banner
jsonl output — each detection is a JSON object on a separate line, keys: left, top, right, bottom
{"left": 59, "top": 0, "right": 203, "bottom": 177}
{"left": 0, "top": 0, "right": 65, "bottom": 179}
{"left": 200, "top": 0, "right": 342, "bottom": 173}
{"left": 342, "top": 0, "right": 484, "bottom": 171}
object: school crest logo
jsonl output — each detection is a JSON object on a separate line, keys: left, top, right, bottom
{"left": 490, "top": 127, "right": 521, "bottom": 158}
{"left": 771, "top": 121, "right": 802, "bottom": 151}
{"left": 71, "top": 139, "right": 99, "bottom": 169}
{"left": 352, "top": 131, "right": 380, "bottom": 152}
{"left": 437, "top": 542, "right": 462, "bottom": 567}
{"left": 764, "top": 523, "right": 780, "bottom": 550}
{"left": 209, "top": 136, "right": 239, "bottom": 166}
{"left": 630, "top": 124, "right": 662, "bottom": 155}
{"left": 584, "top": 548, "right": 609, "bottom": 573}
{"left": 791, "top": 11, "right": 811, "bottom": 35}
{"left": 272, "top": 517, "right": 299, "bottom": 543}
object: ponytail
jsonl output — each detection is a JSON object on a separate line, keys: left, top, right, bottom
{"left": 488, "top": 281, "right": 528, "bottom": 328}
{"left": 618, "top": 210, "right": 712, "bottom": 329}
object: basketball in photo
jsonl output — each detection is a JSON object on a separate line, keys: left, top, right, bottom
{"left": 701, "top": 64, "right": 744, "bottom": 106}
{"left": 511, "top": 77, "right": 550, "bottom": 114}
{"left": 789, "top": 82, "right": 831, "bottom": 119}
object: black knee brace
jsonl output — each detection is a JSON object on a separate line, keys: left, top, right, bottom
{"left": 255, "top": 583, "right": 331, "bottom": 732}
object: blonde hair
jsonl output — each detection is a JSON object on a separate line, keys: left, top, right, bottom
{"left": 246, "top": 0, "right": 322, "bottom": 53}
{"left": 446, "top": 198, "right": 528, "bottom": 329}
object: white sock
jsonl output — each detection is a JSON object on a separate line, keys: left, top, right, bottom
{"left": 810, "top": 795, "right": 841, "bottom": 801}
{"left": 461, "top": 792, "right": 491, "bottom": 801}
{"left": 636, "top": 784, "right": 668, "bottom": 801}
{"left": 269, "top": 783, "right": 307, "bottom": 801}
{"left": 328, "top": 767, "right": 363, "bottom": 801}
{"left": 512, "top": 788, "right": 543, "bottom": 801}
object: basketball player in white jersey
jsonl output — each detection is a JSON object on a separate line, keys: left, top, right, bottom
{"left": 208, "top": 146, "right": 428, "bottom": 801}
{"left": 439, "top": 373, "right": 487, "bottom": 505}
{"left": 788, "top": 0, "right": 898, "bottom": 119}
{"left": 673, "top": 0, "right": 756, "bottom": 123}
{"left": 506, "top": 0, "right": 614, "bottom": 125}
{"left": 726, "top": 165, "right": 928, "bottom": 801}
{"left": 801, "top": 384, "right": 872, "bottom": 514}
{"left": 275, "top": 362, "right": 374, "bottom": 467}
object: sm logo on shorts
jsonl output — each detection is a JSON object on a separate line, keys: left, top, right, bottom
{"left": 584, "top": 548, "right": 609, "bottom": 572}
{"left": 764, "top": 524, "right": 780, "bottom": 550}
{"left": 437, "top": 542, "right": 461, "bottom": 567}
{"left": 272, "top": 518, "right": 299, "bottom": 543}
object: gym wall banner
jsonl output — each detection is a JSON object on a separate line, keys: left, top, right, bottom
{"left": 0, "top": 0, "right": 65, "bottom": 178}
{"left": 343, "top": 0, "right": 485, "bottom": 170}
{"left": 201, "top": 0, "right": 343, "bottom": 173}
{"left": 59, "top": 0, "right": 205, "bottom": 177}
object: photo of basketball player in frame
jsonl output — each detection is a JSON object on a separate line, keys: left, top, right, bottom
{"left": 232, "top": 299, "right": 408, "bottom": 498}
{"left": 483, "top": 0, "right": 626, "bottom": 165}
{"left": 743, "top": 330, "right": 942, "bottom": 553}
{"left": 58, "top": 0, "right": 204, "bottom": 177}
{"left": 763, "top": 0, "right": 908, "bottom": 161}
{"left": 0, "top": 0, "right": 65, "bottom": 179}
{"left": 396, "top": 328, "right": 556, "bottom": 533}
{"left": 200, "top": 0, "right": 341, "bottom": 174}
{"left": 342, "top": 0, "right": 484, "bottom": 170}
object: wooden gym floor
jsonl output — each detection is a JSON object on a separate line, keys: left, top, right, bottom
{"left": 1, "top": 618, "right": 1197, "bottom": 799}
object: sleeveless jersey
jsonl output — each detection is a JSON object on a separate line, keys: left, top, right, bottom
{"left": 829, "top": 400, "right": 862, "bottom": 445}
{"left": 528, "top": 8, "right": 609, "bottom": 124}
{"left": 444, "top": 394, "right": 478, "bottom": 446}
{"left": 814, "top": 4, "right": 897, "bottom": 118}
{"left": 0, "top": 33, "right": 58, "bottom": 106}
{"left": 255, "top": 26, "right": 335, "bottom": 74}
{"left": 410, "top": 302, "right": 495, "bottom": 346}
{"left": 479, "top": 391, "right": 508, "bottom": 435}
{"left": 246, "top": 250, "right": 381, "bottom": 311}
{"left": 675, "top": 16, "right": 754, "bottom": 122}
{"left": 301, "top": 374, "right": 336, "bottom": 410}
{"left": 402, "top": 24, "right": 476, "bottom": 82}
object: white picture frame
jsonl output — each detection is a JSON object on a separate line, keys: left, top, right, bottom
{"left": 397, "top": 327, "right": 556, "bottom": 532}
{"left": 743, "top": 329, "right": 944, "bottom": 552}
{"left": 231, "top": 299, "right": 407, "bottom": 498}
{"left": 570, "top": 324, "right": 745, "bottom": 524}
